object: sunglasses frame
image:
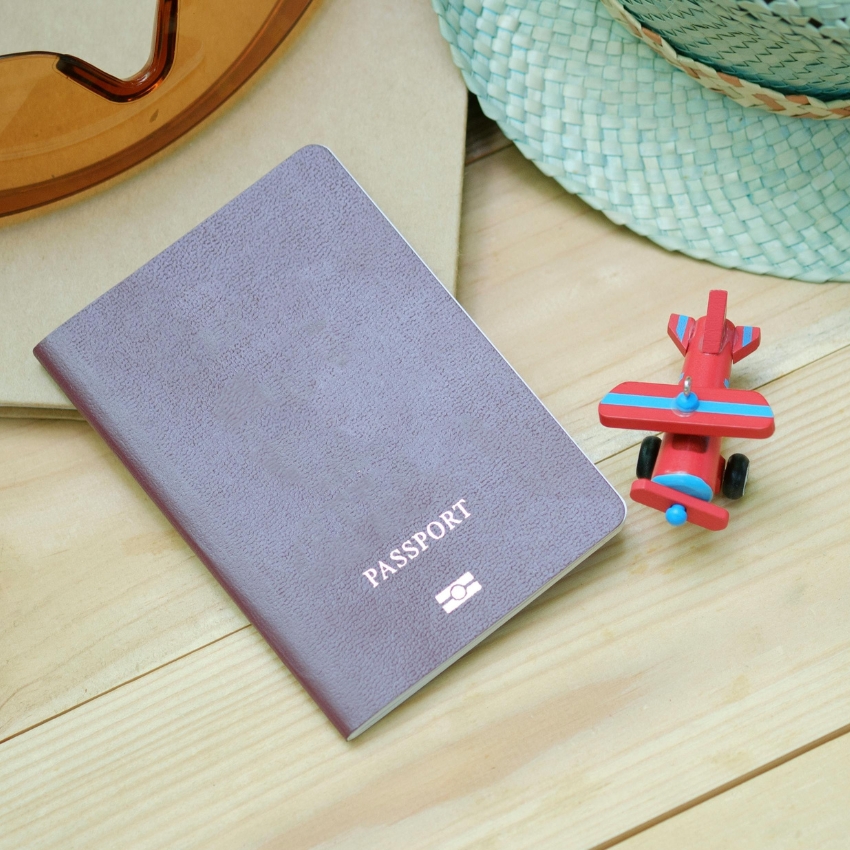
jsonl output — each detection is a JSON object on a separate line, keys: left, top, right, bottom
{"left": 0, "top": 0, "right": 314, "bottom": 217}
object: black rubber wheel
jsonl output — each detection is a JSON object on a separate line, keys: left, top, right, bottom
{"left": 722, "top": 453, "right": 750, "bottom": 499}
{"left": 636, "top": 436, "right": 662, "bottom": 479}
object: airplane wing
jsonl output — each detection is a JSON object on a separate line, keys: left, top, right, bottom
{"left": 599, "top": 381, "right": 775, "bottom": 438}
{"left": 667, "top": 313, "right": 696, "bottom": 355}
{"left": 732, "top": 324, "right": 761, "bottom": 362}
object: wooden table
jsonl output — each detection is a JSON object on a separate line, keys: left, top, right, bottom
{"left": 3, "top": 96, "right": 850, "bottom": 849}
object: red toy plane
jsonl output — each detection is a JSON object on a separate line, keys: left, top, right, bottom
{"left": 598, "top": 290, "right": 775, "bottom": 531}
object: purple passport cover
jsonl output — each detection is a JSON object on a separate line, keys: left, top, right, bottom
{"left": 34, "top": 146, "right": 625, "bottom": 739}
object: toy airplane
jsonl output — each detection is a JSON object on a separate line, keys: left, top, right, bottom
{"left": 598, "top": 290, "right": 774, "bottom": 531}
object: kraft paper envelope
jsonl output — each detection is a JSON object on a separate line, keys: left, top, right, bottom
{"left": 0, "top": 0, "right": 467, "bottom": 415}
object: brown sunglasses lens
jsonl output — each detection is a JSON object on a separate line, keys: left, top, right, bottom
{"left": 0, "top": 0, "right": 313, "bottom": 218}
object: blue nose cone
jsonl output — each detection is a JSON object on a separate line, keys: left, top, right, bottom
{"left": 675, "top": 391, "right": 699, "bottom": 412}
{"left": 666, "top": 504, "right": 687, "bottom": 526}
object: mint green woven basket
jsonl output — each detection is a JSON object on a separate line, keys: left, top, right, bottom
{"left": 433, "top": 0, "right": 850, "bottom": 282}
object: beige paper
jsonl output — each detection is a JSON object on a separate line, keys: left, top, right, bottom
{"left": 0, "top": 0, "right": 467, "bottom": 412}
{"left": 0, "top": 0, "right": 159, "bottom": 80}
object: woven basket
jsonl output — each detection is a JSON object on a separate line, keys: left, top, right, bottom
{"left": 433, "top": 0, "right": 850, "bottom": 281}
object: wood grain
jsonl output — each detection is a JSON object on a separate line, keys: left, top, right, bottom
{"left": 3, "top": 134, "right": 850, "bottom": 848}
{"left": 457, "top": 146, "right": 850, "bottom": 463}
{"left": 617, "top": 730, "right": 850, "bottom": 850}
{"left": 0, "top": 417, "right": 246, "bottom": 742}
{"left": 4, "top": 143, "right": 849, "bottom": 751}
{"left": 2, "top": 343, "right": 849, "bottom": 849}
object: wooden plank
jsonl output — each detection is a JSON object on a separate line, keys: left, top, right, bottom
{"left": 0, "top": 417, "right": 247, "bottom": 742}
{"left": 3, "top": 140, "right": 850, "bottom": 748}
{"left": 457, "top": 145, "right": 850, "bottom": 464}
{"left": 2, "top": 345, "right": 849, "bottom": 849}
{"left": 615, "top": 730, "right": 850, "bottom": 850}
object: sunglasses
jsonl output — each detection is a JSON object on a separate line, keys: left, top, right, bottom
{"left": 0, "top": 0, "right": 313, "bottom": 218}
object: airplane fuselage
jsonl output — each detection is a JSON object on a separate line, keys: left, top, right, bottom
{"left": 652, "top": 314, "right": 735, "bottom": 500}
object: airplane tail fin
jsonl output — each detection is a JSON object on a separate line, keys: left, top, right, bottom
{"left": 702, "top": 289, "right": 727, "bottom": 354}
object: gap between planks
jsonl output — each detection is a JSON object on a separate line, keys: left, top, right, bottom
{"left": 8, "top": 140, "right": 849, "bottom": 751}
{"left": 5, "top": 337, "right": 844, "bottom": 748}
{"left": 3, "top": 344, "right": 850, "bottom": 850}
{"left": 3, "top": 129, "right": 850, "bottom": 848}
{"left": 0, "top": 625, "right": 253, "bottom": 748}
{"left": 1, "top": 319, "right": 848, "bottom": 749}
{"left": 465, "top": 93, "right": 512, "bottom": 165}
{"left": 592, "top": 723, "right": 850, "bottom": 850}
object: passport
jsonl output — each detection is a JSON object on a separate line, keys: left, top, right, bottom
{"left": 34, "top": 146, "right": 625, "bottom": 739}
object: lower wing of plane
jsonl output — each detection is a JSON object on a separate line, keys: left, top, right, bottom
{"left": 599, "top": 381, "right": 775, "bottom": 438}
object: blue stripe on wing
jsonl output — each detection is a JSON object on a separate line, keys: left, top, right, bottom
{"left": 601, "top": 392, "right": 773, "bottom": 418}
{"left": 675, "top": 314, "right": 688, "bottom": 341}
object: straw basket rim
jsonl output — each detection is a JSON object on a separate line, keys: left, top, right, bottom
{"left": 602, "top": 0, "right": 850, "bottom": 119}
